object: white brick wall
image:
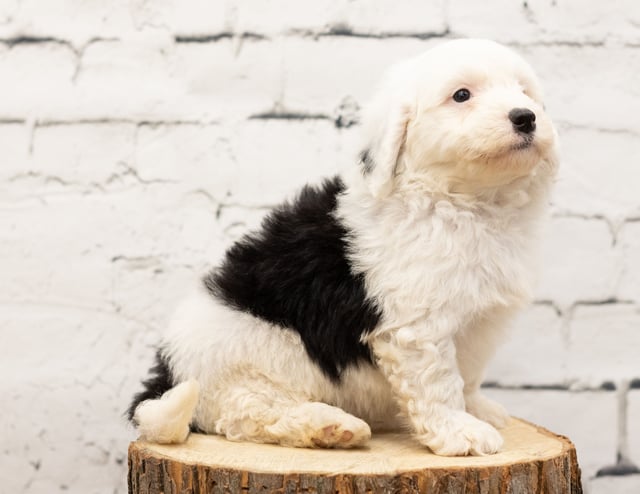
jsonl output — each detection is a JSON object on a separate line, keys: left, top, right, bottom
{"left": 483, "top": 388, "right": 618, "bottom": 480}
{"left": 1, "top": 1, "right": 639, "bottom": 492}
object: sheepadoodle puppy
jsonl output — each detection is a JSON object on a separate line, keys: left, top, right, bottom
{"left": 129, "top": 38, "right": 558, "bottom": 456}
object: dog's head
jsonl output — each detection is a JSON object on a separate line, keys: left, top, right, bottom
{"left": 361, "top": 39, "right": 558, "bottom": 198}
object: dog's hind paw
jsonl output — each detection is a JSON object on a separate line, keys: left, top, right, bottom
{"left": 310, "top": 421, "right": 369, "bottom": 448}
{"left": 266, "top": 402, "right": 371, "bottom": 449}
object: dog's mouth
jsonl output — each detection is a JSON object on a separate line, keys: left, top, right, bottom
{"left": 510, "top": 135, "right": 535, "bottom": 152}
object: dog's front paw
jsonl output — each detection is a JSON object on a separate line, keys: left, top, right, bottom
{"left": 417, "top": 410, "right": 503, "bottom": 456}
{"left": 465, "top": 392, "right": 510, "bottom": 429}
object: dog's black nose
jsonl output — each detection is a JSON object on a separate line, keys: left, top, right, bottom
{"left": 509, "top": 108, "right": 536, "bottom": 134}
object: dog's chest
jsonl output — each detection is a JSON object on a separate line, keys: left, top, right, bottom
{"left": 349, "top": 199, "right": 536, "bottom": 320}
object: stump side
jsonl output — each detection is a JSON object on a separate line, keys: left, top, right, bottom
{"left": 128, "top": 418, "right": 583, "bottom": 494}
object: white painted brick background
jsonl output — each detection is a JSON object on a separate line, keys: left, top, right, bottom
{"left": 1, "top": 1, "right": 639, "bottom": 492}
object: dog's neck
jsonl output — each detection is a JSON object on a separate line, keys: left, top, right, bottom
{"left": 405, "top": 156, "right": 556, "bottom": 207}
{"left": 341, "top": 158, "right": 555, "bottom": 217}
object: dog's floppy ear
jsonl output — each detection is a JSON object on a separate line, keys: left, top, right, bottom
{"left": 359, "top": 63, "right": 415, "bottom": 198}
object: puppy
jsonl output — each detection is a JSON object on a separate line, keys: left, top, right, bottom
{"left": 128, "top": 39, "right": 558, "bottom": 456}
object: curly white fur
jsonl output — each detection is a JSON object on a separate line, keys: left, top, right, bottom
{"left": 133, "top": 38, "right": 558, "bottom": 456}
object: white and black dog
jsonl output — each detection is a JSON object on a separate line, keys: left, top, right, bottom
{"left": 128, "top": 39, "right": 558, "bottom": 456}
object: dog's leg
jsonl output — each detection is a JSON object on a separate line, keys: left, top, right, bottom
{"left": 456, "top": 309, "right": 513, "bottom": 429}
{"left": 213, "top": 374, "right": 371, "bottom": 449}
{"left": 370, "top": 318, "right": 503, "bottom": 456}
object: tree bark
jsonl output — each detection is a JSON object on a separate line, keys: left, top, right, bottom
{"left": 128, "top": 418, "right": 582, "bottom": 494}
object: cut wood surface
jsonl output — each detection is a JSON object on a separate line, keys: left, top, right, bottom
{"left": 128, "top": 417, "right": 582, "bottom": 493}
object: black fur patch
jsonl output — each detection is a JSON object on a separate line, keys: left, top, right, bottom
{"left": 204, "top": 177, "right": 381, "bottom": 381}
{"left": 127, "top": 350, "right": 174, "bottom": 422}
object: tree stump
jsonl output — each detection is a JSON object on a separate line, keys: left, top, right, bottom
{"left": 128, "top": 418, "right": 582, "bottom": 494}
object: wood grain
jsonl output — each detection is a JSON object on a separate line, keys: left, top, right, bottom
{"left": 128, "top": 417, "right": 582, "bottom": 493}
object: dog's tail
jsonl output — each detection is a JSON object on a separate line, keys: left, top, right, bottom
{"left": 132, "top": 380, "right": 200, "bottom": 444}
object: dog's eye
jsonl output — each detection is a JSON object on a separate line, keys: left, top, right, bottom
{"left": 452, "top": 88, "right": 471, "bottom": 103}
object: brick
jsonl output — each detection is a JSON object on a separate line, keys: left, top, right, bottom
{"left": 111, "top": 258, "right": 199, "bottom": 329}
{"left": 328, "top": 0, "right": 447, "bottom": 35}
{"left": 0, "top": 304, "right": 149, "bottom": 494}
{"left": 128, "top": 0, "right": 176, "bottom": 34}
{"left": 231, "top": 0, "right": 340, "bottom": 35}
{"left": 0, "top": 0, "right": 136, "bottom": 48}
{"left": 0, "top": 122, "right": 29, "bottom": 180}
{"left": 137, "top": 119, "right": 360, "bottom": 206}
{"left": 449, "top": 1, "right": 542, "bottom": 44}
{"left": 0, "top": 305, "right": 146, "bottom": 388}
{"left": 536, "top": 217, "right": 620, "bottom": 308}
{"left": 230, "top": 119, "right": 358, "bottom": 202}
{"left": 162, "top": 0, "right": 228, "bottom": 35}
{"left": 31, "top": 122, "right": 136, "bottom": 185}
{"left": 0, "top": 188, "right": 219, "bottom": 309}
{"left": 448, "top": 0, "right": 640, "bottom": 45}
{"left": 628, "top": 390, "right": 640, "bottom": 468}
{"left": 517, "top": 45, "right": 640, "bottom": 132}
{"left": 234, "top": 0, "right": 446, "bottom": 36}
{"left": 552, "top": 127, "right": 640, "bottom": 221}
{"left": 100, "top": 187, "right": 224, "bottom": 265}
{"left": 282, "top": 37, "right": 433, "bottom": 115}
{"left": 618, "top": 222, "right": 640, "bottom": 304}
{"left": 568, "top": 304, "right": 640, "bottom": 387}
{"left": 160, "top": 0, "right": 446, "bottom": 38}
{"left": 485, "top": 304, "right": 567, "bottom": 387}
{"left": 0, "top": 43, "right": 76, "bottom": 120}
{"left": 135, "top": 123, "right": 228, "bottom": 186}
{"left": 0, "top": 0, "right": 18, "bottom": 25}
{"left": 0, "top": 197, "right": 117, "bottom": 308}
{"left": 72, "top": 39, "right": 178, "bottom": 121}
{"left": 483, "top": 388, "right": 617, "bottom": 480}
{"left": 170, "top": 39, "right": 284, "bottom": 120}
